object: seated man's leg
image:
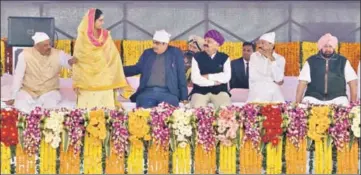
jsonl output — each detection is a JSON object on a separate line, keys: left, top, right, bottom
{"left": 190, "top": 93, "right": 210, "bottom": 108}
{"left": 14, "top": 90, "right": 36, "bottom": 113}
{"left": 156, "top": 92, "right": 180, "bottom": 107}
{"left": 136, "top": 91, "right": 158, "bottom": 108}
{"left": 39, "top": 90, "right": 62, "bottom": 109}
{"left": 210, "top": 92, "right": 231, "bottom": 109}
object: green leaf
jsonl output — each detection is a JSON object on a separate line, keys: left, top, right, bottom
{"left": 260, "top": 142, "right": 265, "bottom": 153}
{"left": 307, "top": 137, "right": 313, "bottom": 150}
{"left": 62, "top": 130, "right": 69, "bottom": 152}
{"left": 327, "top": 135, "right": 332, "bottom": 147}
{"left": 349, "top": 134, "right": 354, "bottom": 150}
{"left": 18, "top": 127, "right": 24, "bottom": 149}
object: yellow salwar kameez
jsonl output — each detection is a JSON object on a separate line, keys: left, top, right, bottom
{"left": 72, "top": 8, "right": 133, "bottom": 109}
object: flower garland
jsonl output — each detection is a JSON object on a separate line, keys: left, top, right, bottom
{"left": 16, "top": 144, "right": 36, "bottom": 174}
{"left": 219, "top": 41, "right": 243, "bottom": 61}
{"left": 260, "top": 104, "right": 283, "bottom": 174}
{"left": 127, "top": 108, "right": 151, "bottom": 174}
{"left": 329, "top": 105, "right": 353, "bottom": 150}
{"left": 83, "top": 109, "right": 106, "bottom": 174}
{"left": 1, "top": 108, "right": 19, "bottom": 146}
{"left": 55, "top": 40, "right": 72, "bottom": 78}
{"left": 301, "top": 42, "right": 318, "bottom": 66}
{"left": 169, "top": 40, "right": 188, "bottom": 51}
{"left": 0, "top": 142, "right": 11, "bottom": 174}
{"left": 284, "top": 103, "right": 308, "bottom": 174}
{"left": 63, "top": 109, "right": 85, "bottom": 154}
{"left": 335, "top": 105, "right": 361, "bottom": 174}
{"left": 148, "top": 103, "right": 175, "bottom": 174}
{"left": 308, "top": 106, "right": 332, "bottom": 174}
{"left": 350, "top": 105, "right": 360, "bottom": 138}
{"left": 40, "top": 111, "right": 64, "bottom": 174}
{"left": 239, "top": 104, "right": 263, "bottom": 174}
{"left": 339, "top": 42, "right": 360, "bottom": 72}
{"left": 216, "top": 107, "right": 239, "bottom": 174}
{"left": 104, "top": 109, "right": 128, "bottom": 174}
{"left": 275, "top": 42, "right": 300, "bottom": 76}
{"left": 193, "top": 107, "right": 216, "bottom": 174}
{"left": 1, "top": 39, "right": 5, "bottom": 75}
{"left": 23, "top": 107, "right": 49, "bottom": 155}
{"left": 170, "top": 107, "right": 194, "bottom": 174}
{"left": 123, "top": 40, "right": 153, "bottom": 66}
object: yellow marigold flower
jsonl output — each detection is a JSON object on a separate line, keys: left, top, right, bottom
{"left": 144, "top": 135, "right": 151, "bottom": 141}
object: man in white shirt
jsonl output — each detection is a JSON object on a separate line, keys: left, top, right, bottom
{"left": 247, "top": 32, "right": 286, "bottom": 103}
{"left": 189, "top": 29, "right": 231, "bottom": 108}
{"left": 295, "top": 33, "right": 358, "bottom": 106}
{"left": 4, "top": 32, "right": 77, "bottom": 113}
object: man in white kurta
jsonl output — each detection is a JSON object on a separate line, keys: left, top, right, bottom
{"left": 247, "top": 32, "right": 286, "bottom": 103}
{"left": 4, "top": 32, "right": 77, "bottom": 113}
{"left": 295, "top": 33, "right": 358, "bottom": 106}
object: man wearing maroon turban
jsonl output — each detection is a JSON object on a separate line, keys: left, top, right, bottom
{"left": 296, "top": 33, "right": 358, "bottom": 105}
{"left": 189, "top": 29, "right": 231, "bottom": 108}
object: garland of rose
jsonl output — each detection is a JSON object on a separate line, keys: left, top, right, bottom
{"left": 1, "top": 102, "right": 361, "bottom": 174}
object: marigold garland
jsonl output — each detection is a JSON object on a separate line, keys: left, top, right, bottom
{"left": 172, "top": 143, "right": 191, "bottom": 174}
{"left": 59, "top": 146, "right": 80, "bottom": 174}
{"left": 219, "top": 41, "right": 243, "bottom": 61}
{"left": 83, "top": 109, "right": 106, "bottom": 174}
{"left": 219, "top": 144, "right": 237, "bottom": 174}
{"left": 169, "top": 40, "right": 188, "bottom": 51}
{"left": 123, "top": 40, "right": 152, "bottom": 66}
{"left": 239, "top": 140, "right": 263, "bottom": 174}
{"left": 301, "top": 42, "right": 318, "bottom": 66}
{"left": 337, "top": 141, "right": 359, "bottom": 174}
{"left": 1, "top": 39, "right": 5, "bottom": 75}
{"left": 148, "top": 143, "right": 169, "bottom": 174}
{"left": 39, "top": 139, "right": 56, "bottom": 174}
{"left": 0, "top": 143, "right": 11, "bottom": 174}
{"left": 105, "top": 141, "right": 125, "bottom": 174}
{"left": 194, "top": 143, "right": 216, "bottom": 174}
{"left": 15, "top": 144, "right": 36, "bottom": 174}
{"left": 55, "top": 40, "right": 72, "bottom": 78}
{"left": 308, "top": 106, "right": 332, "bottom": 174}
{"left": 127, "top": 108, "right": 151, "bottom": 174}
{"left": 275, "top": 42, "right": 300, "bottom": 76}
{"left": 266, "top": 138, "right": 283, "bottom": 174}
{"left": 339, "top": 42, "right": 360, "bottom": 72}
{"left": 285, "top": 138, "right": 307, "bottom": 174}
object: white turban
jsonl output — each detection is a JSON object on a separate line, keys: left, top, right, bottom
{"left": 259, "top": 32, "right": 276, "bottom": 44}
{"left": 32, "top": 32, "right": 50, "bottom": 45}
{"left": 153, "top": 29, "right": 171, "bottom": 43}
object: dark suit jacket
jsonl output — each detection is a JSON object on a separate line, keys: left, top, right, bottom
{"left": 124, "top": 46, "right": 188, "bottom": 102}
{"left": 230, "top": 57, "right": 249, "bottom": 89}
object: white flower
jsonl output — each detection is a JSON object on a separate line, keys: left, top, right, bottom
{"left": 217, "top": 126, "right": 226, "bottom": 134}
{"left": 352, "top": 116, "right": 360, "bottom": 138}
{"left": 177, "top": 135, "right": 186, "bottom": 142}
{"left": 50, "top": 141, "right": 59, "bottom": 149}
{"left": 44, "top": 133, "right": 53, "bottom": 143}
{"left": 179, "top": 142, "right": 187, "bottom": 148}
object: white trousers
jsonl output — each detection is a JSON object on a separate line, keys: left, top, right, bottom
{"left": 302, "top": 96, "right": 349, "bottom": 106}
{"left": 14, "top": 90, "right": 62, "bottom": 113}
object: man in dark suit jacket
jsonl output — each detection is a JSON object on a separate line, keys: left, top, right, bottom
{"left": 229, "top": 42, "right": 255, "bottom": 89}
{"left": 123, "top": 29, "right": 188, "bottom": 108}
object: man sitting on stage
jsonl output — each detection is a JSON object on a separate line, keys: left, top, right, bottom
{"left": 189, "top": 29, "right": 232, "bottom": 108}
{"left": 124, "top": 29, "right": 188, "bottom": 108}
{"left": 296, "top": 33, "right": 358, "bottom": 105}
{"left": 4, "top": 32, "right": 77, "bottom": 112}
{"left": 247, "top": 32, "right": 286, "bottom": 103}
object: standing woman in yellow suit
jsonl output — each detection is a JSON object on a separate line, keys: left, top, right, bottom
{"left": 72, "top": 8, "right": 133, "bottom": 109}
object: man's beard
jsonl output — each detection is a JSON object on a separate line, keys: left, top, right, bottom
{"left": 321, "top": 51, "right": 334, "bottom": 58}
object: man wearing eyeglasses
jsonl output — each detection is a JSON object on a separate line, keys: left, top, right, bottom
{"left": 124, "top": 29, "right": 188, "bottom": 108}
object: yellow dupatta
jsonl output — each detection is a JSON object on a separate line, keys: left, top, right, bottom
{"left": 72, "top": 8, "right": 133, "bottom": 99}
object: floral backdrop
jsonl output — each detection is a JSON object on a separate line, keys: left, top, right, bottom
{"left": 0, "top": 102, "right": 360, "bottom": 174}
{"left": 1, "top": 39, "right": 360, "bottom": 78}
